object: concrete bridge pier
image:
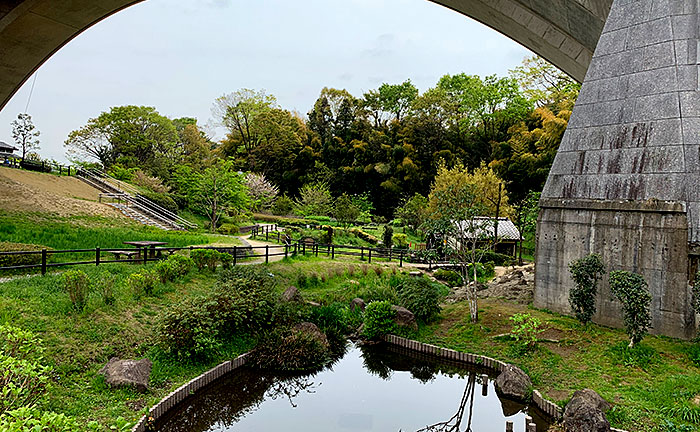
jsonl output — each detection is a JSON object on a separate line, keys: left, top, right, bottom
{"left": 535, "top": 0, "right": 699, "bottom": 339}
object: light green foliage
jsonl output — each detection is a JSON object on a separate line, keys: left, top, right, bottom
{"left": 295, "top": 182, "right": 334, "bottom": 217}
{"left": 568, "top": 254, "right": 606, "bottom": 324}
{"left": 96, "top": 271, "right": 116, "bottom": 306}
{"left": 190, "top": 249, "right": 230, "bottom": 272}
{"left": 154, "top": 259, "right": 177, "bottom": 284}
{"left": 126, "top": 270, "right": 158, "bottom": 297}
{"left": 433, "top": 269, "right": 463, "bottom": 287}
{"left": 272, "top": 194, "right": 294, "bottom": 216}
{"left": 509, "top": 313, "right": 543, "bottom": 352}
{"left": 397, "top": 276, "right": 441, "bottom": 322}
{"left": 334, "top": 193, "right": 360, "bottom": 225}
{"left": 392, "top": 233, "right": 408, "bottom": 249}
{"left": 609, "top": 270, "right": 652, "bottom": 347}
{"left": 11, "top": 113, "right": 40, "bottom": 161}
{"left": 166, "top": 254, "right": 194, "bottom": 277}
{"left": 394, "top": 193, "right": 428, "bottom": 231}
{"left": 0, "top": 325, "right": 51, "bottom": 416}
{"left": 0, "top": 407, "right": 103, "bottom": 431}
{"left": 0, "top": 242, "right": 47, "bottom": 267}
{"left": 60, "top": 270, "right": 91, "bottom": 312}
{"left": 362, "top": 301, "right": 396, "bottom": 340}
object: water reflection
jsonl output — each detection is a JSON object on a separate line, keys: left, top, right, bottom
{"left": 155, "top": 343, "right": 550, "bottom": 432}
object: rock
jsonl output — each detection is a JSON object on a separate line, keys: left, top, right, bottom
{"left": 479, "top": 264, "right": 535, "bottom": 304}
{"left": 293, "top": 322, "right": 329, "bottom": 348}
{"left": 494, "top": 364, "right": 532, "bottom": 401}
{"left": 99, "top": 358, "right": 152, "bottom": 392}
{"left": 409, "top": 271, "right": 422, "bottom": 277}
{"left": 391, "top": 305, "right": 418, "bottom": 331}
{"left": 281, "top": 286, "right": 302, "bottom": 302}
{"left": 350, "top": 297, "right": 366, "bottom": 312}
{"left": 564, "top": 389, "right": 611, "bottom": 432}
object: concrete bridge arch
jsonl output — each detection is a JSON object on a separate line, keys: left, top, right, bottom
{"left": 0, "top": 0, "right": 614, "bottom": 111}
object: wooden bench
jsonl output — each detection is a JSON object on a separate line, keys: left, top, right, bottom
{"left": 110, "top": 250, "right": 141, "bottom": 261}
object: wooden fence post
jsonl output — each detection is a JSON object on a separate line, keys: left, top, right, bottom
{"left": 41, "top": 249, "right": 47, "bottom": 276}
{"left": 303, "top": 243, "right": 306, "bottom": 256}
{"left": 368, "top": 248, "right": 372, "bottom": 264}
{"left": 143, "top": 247, "right": 148, "bottom": 265}
{"left": 266, "top": 229, "right": 269, "bottom": 241}
{"left": 284, "top": 243, "right": 288, "bottom": 259}
{"left": 265, "top": 245, "right": 269, "bottom": 264}
{"left": 361, "top": 247, "right": 364, "bottom": 261}
{"left": 399, "top": 251, "right": 403, "bottom": 267}
{"left": 233, "top": 246, "right": 237, "bottom": 266}
{"left": 96, "top": 247, "right": 100, "bottom": 266}
{"left": 331, "top": 245, "right": 335, "bottom": 260}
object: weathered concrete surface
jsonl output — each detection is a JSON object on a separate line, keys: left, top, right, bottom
{"left": 0, "top": 0, "right": 614, "bottom": 111}
{"left": 536, "top": 0, "right": 700, "bottom": 339}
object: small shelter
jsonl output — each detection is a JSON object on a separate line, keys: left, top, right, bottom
{"left": 453, "top": 217, "right": 521, "bottom": 257}
{"left": 0, "top": 141, "right": 17, "bottom": 159}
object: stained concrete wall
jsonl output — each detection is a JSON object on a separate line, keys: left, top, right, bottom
{"left": 0, "top": 0, "right": 613, "bottom": 111}
{"left": 536, "top": 199, "right": 695, "bottom": 339}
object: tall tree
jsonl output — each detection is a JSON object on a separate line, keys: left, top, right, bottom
{"left": 214, "top": 89, "right": 278, "bottom": 152}
{"left": 11, "top": 113, "right": 40, "bottom": 162}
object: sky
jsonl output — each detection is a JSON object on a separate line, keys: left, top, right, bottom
{"left": 0, "top": 0, "right": 531, "bottom": 163}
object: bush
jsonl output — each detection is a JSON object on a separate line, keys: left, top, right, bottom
{"left": 477, "top": 249, "right": 513, "bottom": 266}
{"left": 154, "top": 259, "right": 177, "bottom": 283}
{"left": 397, "top": 276, "right": 441, "bottom": 322}
{"left": 349, "top": 228, "right": 379, "bottom": 244}
{"left": 219, "top": 252, "right": 233, "bottom": 269}
{"left": 127, "top": 270, "right": 158, "bottom": 297}
{"left": 0, "top": 407, "right": 95, "bottom": 431}
{"left": 320, "top": 226, "right": 333, "bottom": 244}
{"left": 250, "top": 327, "right": 329, "bottom": 372}
{"left": 568, "top": 254, "right": 606, "bottom": 324}
{"left": 191, "top": 249, "right": 224, "bottom": 272}
{"left": 217, "top": 223, "right": 240, "bottom": 235}
{"left": 433, "top": 269, "right": 463, "bottom": 287}
{"left": 0, "top": 242, "right": 49, "bottom": 268}
{"left": 140, "top": 191, "right": 179, "bottom": 213}
{"left": 608, "top": 341, "right": 657, "bottom": 369}
{"left": 96, "top": 271, "right": 116, "bottom": 306}
{"left": 392, "top": 233, "right": 408, "bottom": 249}
{"left": 157, "top": 298, "right": 221, "bottom": 360}
{"left": 383, "top": 225, "right": 393, "bottom": 248}
{"left": 167, "top": 254, "right": 194, "bottom": 277}
{"left": 272, "top": 194, "right": 294, "bottom": 216}
{"left": 609, "top": 270, "right": 652, "bottom": 347}
{"left": 0, "top": 325, "right": 52, "bottom": 415}
{"left": 61, "top": 270, "right": 91, "bottom": 311}
{"left": 509, "top": 313, "right": 543, "bottom": 352}
{"left": 363, "top": 301, "right": 396, "bottom": 340}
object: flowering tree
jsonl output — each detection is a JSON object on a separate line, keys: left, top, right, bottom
{"left": 245, "top": 173, "right": 278, "bottom": 212}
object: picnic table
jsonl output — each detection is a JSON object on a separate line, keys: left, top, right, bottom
{"left": 123, "top": 241, "right": 168, "bottom": 259}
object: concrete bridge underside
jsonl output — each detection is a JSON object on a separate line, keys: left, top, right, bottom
{"left": 0, "top": 0, "right": 614, "bottom": 111}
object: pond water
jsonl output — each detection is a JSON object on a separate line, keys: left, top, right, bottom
{"left": 155, "top": 343, "right": 551, "bottom": 432}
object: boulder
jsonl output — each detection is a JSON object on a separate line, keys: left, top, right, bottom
{"left": 99, "top": 358, "right": 152, "bottom": 392}
{"left": 293, "top": 322, "right": 329, "bottom": 348}
{"left": 350, "top": 297, "right": 366, "bottom": 312}
{"left": 391, "top": 305, "right": 418, "bottom": 331}
{"left": 564, "top": 389, "right": 611, "bottom": 432}
{"left": 494, "top": 364, "right": 532, "bottom": 400}
{"left": 281, "top": 286, "right": 302, "bottom": 302}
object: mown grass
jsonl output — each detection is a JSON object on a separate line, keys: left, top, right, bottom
{"left": 0, "top": 263, "right": 255, "bottom": 428}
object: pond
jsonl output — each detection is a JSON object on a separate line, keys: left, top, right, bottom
{"left": 155, "top": 343, "right": 551, "bottom": 432}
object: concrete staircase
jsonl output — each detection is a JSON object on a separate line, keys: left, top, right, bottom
{"left": 76, "top": 168, "right": 196, "bottom": 231}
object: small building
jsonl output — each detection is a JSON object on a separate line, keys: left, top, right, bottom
{"left": 453, "top": 217, "right": 521, "bottom": 257}
{"left": 0, "top": 141, "right": 17, "bottom": 159}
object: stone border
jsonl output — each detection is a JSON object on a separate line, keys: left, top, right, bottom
{"left": 131, "top": 353, "right": 250, "bottom": 432}
{"left": 382, "top": 334, "right": 629, "bottom": 432}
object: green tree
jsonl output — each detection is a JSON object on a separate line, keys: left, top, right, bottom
{"left": 334, "top": 193, "right": 360, "bottom": 225}
{"left": 173, "top": 160, "right": 248, "bottom": 232}
{"left": 609, "top": 271, "right": 652, "bottom": 348}
{"left": 395, "top": 193, "right": 428, "bottom": 231}
{"left": 11, "top": 113, "right": 40, "bottom": 162}
{"left": 568, "top": 254, "right": 606, "bottom": 324}
{"left": 294, "top": 183, "right": 333, "bottom": 217}
{"left": 510, "top": 55, "right": 580, "bottom": 109}
{"left": 214, "top": 89, "right": 278, "bottom": 153}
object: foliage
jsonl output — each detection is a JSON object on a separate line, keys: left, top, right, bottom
{"left": 190, "top": 249, "right": 231, "bottom": 272}
{"left": 609, "top": 271, "right": 652, "bottom": 347}
{"left": 272, "top": 194, "right": 294, "bottom": 216}
{"left": 510, "top": 55, "right": 580, "bottom": 109}
{"left": 132, "top": 169, "right": 169, "bottom": 193}
{"left": 106, "top": 163, "right": 136, "bottom": 181}
{"left": 250, "top": 327, "right": 329, "bottom": 372}
{"left": 348, "top": 228, "right": 378, "bottom": 245}
{"left": 394, "top": 193, "right": 428, "bottom": 231}
{"left": 245, "top": 172, "right": 279, "bottom": 212}
{"left": 0, "top": 407, "right": 100, "bottom": 432}
{"left": 0, "top": 325, "right": 51, "bottom": 416}
{"left": 334, "top": 193, "right": 360, "bottom": 225}
{"left": 392, "top": 233, "right": 408, "bottom": 249}
{"left": 692, "top": 270, "right": 700, "bottom": 315}
{"left": 362, "top": 301, "right": 396, "bottom": 340}
{"left": 11, "top": 113, "right": 40, "bottom": 161}
{"left": 217, "top": 223, "right": 239, "bottom": 235}
{"left": 172, "top": 159, "right": 248, "bottom": 232}
{"left": 166, "top": 254, "right": 194, "bottom": 277}
{"left": 96, "top": 271, "right": 116, "bottom": 306}
{"left": 140, "top": 191, "right": 179, "bottom": 214}
{"left": 295, "top": 182, "right": 334, "bottom": 217}
{"left": 61, "top": 270, "right": 91, "bottom": 312}
{"left": 126, "top": 270, "right": 158, "bottom": 297}
{"left": 156, "top": 298, "right": 221, "bottom": 361}
{"left": 382, "top": 225, "right": 393, "bottom": 248}
{"left": 509, "top": 313, "right": 544, "bottom": 352}
{"left": 608, "top": 341, "right": 657, "bottom": 369}
{"left": 433, "top": 269, "right": 463, "bottom": 287}
{"left": 154, "top": 259, "right": 178, "bottom": 283}
{"left": 568, "top": 254, "right": 606, "bottom": 324}
{"left": 396, "top": 276, "right": 441, "bottom": 322}
{"left": 0, "top": 242, "right": 48, "bottom": 268}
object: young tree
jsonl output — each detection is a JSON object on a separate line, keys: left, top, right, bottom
{"left": 395, "top": 193, "right": 428, "bottom": 232}
{"left": 382, "top": 225, "right": 394, "bottom": 249}
{"left": 609, "top": 271, "right": 652, "bottom": 348}
{"left": 213, "top": 89, "right": 278, "bottom": 152}
{"left": 245, "top": 173, "right": 279, "bottom": 212}
{"left": 568, "top": 254, "right": 606, "bottom": 324}
{"left": 11, "top": 113, "right": 40, "bottom": 161}
{"left": 424, "top": 182, "right": 491, "bottom": 323}
{"left": 294, "top": 183, "right": 333, "bottom": 217}
{"left": 334, "top": 193, "right": 360, "bottom": 225}
{"left": 173, "top": 160, "right": 248, "bottom": 232}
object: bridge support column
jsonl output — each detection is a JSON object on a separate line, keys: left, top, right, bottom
{"left": 535, "top": 0, "right": 700, "bottom": 339}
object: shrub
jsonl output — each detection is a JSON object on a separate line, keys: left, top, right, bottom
{"left": 140, "top": 191, "right": 178, "bottom": 214}
{"left": 0, "top": 407, "right": 93, "bottom": 431}
{"left": 433, "top": 269, "right": 463, "bottom": 287}
{"left": 397, "top": 276, "right": 441, "bottom": 322}
{"left": 392, "top": 233, "right": 409, "bottom": 249}
{"left": 0, "top": 325, "right": 52, "bottom": 415}
{"left": 154, "top": 259, "right": 177, "bottom": 283}
{"left": 209, "top": 279, "right": 277, "bottom": 335}
{"left": 509, "top": 313, "right": 543, "bottom": 352}
{"left": 272, "top": 194, "right": 294, "bottom": 216}
{"left": 219, "top": 252, "right": 233, "bottom": 269}
{"left": 609, "top": 270, "right": 652, "bottom": 347}
{"left": 190, "top": 249, "right": 223, "bottom": 272}
{"left": 0, "top": 242, "right": 49, "bottom": 268}
{"left": 96, "top": 271, "right": 116, "bottom": 306}
{"left": 568, "top": 254, "right": 606, "bottom": 324}
{"left": 250, "top": 327, "right": 329, "bottom": 372}
{"left": 217, "top": 223, "right": 240, "bottom": 235}
{"left": 383, "top": 225, "right": 393, "bottom": 248}
{"left": 167, "top": 254, "right": 194, "bottom": 277}
{"left": 363, "top": 301, "right": 396, "bottom": 340}
{"left": 132, "top": 169, "right": 169, "bottom": 194}
{"left": 608, "top": 341, "right": 657, "bottom": 369}
{"left": 320, "top": 226, "right": 333, "bottom": 244}
{"left": 157, "top": 298, "right": 220, "bottom": 360}
{"left": 349, "top": 228, "right": 379, "bottom": 244}
{"left": 127, "top": 270, "right": 158, "bottom": 297}
{"left": 477, "top": 249, "right": 513, "bottom": 266}
{"left": 61, "top": 270, "right": 91, "bottom": 311}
